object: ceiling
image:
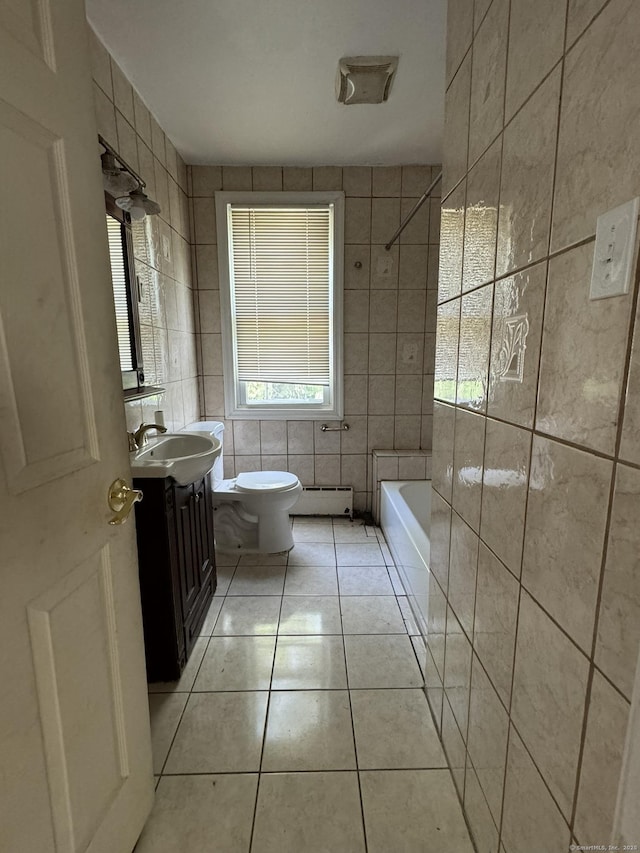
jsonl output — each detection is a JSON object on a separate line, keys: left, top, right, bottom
{"left": 86, "top": 0, "right": 446, "bottom": 167}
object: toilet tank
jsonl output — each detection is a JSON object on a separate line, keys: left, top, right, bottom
{"left": 182, "top": 421, "right": 225, "bottom": 487}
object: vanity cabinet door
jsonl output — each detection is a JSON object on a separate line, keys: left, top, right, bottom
{"left": 193, "top": 477, "right": 215, "bottom": 587}
{"left": 173, "top": 482, "right": 200, "bottom": 622}
{"left": 134, "top": 476, "right": 216, "bottom": 682}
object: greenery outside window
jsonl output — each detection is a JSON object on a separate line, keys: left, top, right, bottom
{"left": 216, "top": 191, "right": 344, "bottom": 419}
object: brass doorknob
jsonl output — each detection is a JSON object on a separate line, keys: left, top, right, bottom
{"left": 108, "top": 478, "right": 143, "bottom": 525}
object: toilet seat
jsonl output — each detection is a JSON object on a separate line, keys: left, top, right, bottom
{"left": 235, "top": 471, "right": 299, "bottom": 493}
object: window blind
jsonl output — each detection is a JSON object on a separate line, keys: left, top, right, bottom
{"left": 106, "top": 213, "right": 134, "bottom": 371}
{"left": 228, "top": 205, "right": 332, "bottom": 386}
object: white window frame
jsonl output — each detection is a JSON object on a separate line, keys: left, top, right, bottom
{"left": 215, "top": 191, "right": 344, "bottom": 420}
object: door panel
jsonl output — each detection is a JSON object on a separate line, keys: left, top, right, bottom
{"left": 0, "top": 0, "right": 154, "bottom": 850}
{"left": 28, "top": 548, "right": 127, "bottom": 852}
{"left": 0, "top": 100, "right": 98, "bottom": 493}
{"left": 0, "top": 0, "right": 55, "bottom": 68}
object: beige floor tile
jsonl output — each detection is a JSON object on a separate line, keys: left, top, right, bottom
{"left": 351, "top": 689, "right": 447, "bottom": 769}
{"left": 193, "top": 636, "right": 276, "bottom": 691}
{"left": 251, "top": 772, "right": 366, "bottom": 853}
{"left": 283, "top": 565, "right": 339, "bottom": 596}
{"left": 135, "top": 774, "right": 258, "bottom": 853}
{"left": 213, "top": 596, "right": 281, "bottom": 636}
{"left": 165, "top": 692, "right": 268, "bottom": 773}
{"left": 288, "top": 542, "right": 336, "bottom": 566}
{"left": 213, "top": 565, "right": 236, "bottom": 596}
{"left": 147, "top": 636, "right": 209, "bottom": 693}
{"left": 360, "top": 770, "right": 474, "bottom": 853}
{"left": 227, "top": 564, "right": 286, "bottom": 596}
{"left": 291, "top": 522, "right": 335, "bottom": 543}
{"left": 333, "top": 524, "right": 371, "bottom": 543}
{"left": 215, "top": 551, "right": 240, "bottom": 568}
{"left": 340, "top": 596, "right": 406, "bottom": 634}
{"left": 262, "top": 690, "right": 356, "bottom": 771}
{"left": 337, "top": 565, "right": 394, "bottom": 595}
{"left": 238, "top": 552, "right": 287, "bottom": 566}
{"left": 148, "top": 693, "right": 188, "bottom": 774}
{"left": 345, "top": 635, "right": 423, "bottom": 688}
{"left": 336, "top": 543, "right": 385, "bottom": 566}
{"left": 278, "top": 596, "right": 342, "bottom": 635}
{"left": 271, "top": 635, "right": 347, "bottom": 689}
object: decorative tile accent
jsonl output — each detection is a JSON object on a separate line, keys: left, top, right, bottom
{"left": 488, "top": 262, "right": 547, "bottom": 428}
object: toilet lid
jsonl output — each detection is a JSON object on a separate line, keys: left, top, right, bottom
{"left": 235, "top": 471, "right": 300, "bottom": 493}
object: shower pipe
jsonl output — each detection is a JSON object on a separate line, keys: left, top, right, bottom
{"left": 384, "top": 171, "right": 443, "bottom": 251}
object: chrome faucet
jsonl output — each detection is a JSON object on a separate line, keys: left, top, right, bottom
{"left": 128, "top": 422, "right": 167, "bottom": 451}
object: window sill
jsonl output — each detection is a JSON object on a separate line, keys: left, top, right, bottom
{"left": 123, "top": 386, "right": 165, "bottom": 402}
{"left": 226, "top": 406, "right": 343, "bottom": 421}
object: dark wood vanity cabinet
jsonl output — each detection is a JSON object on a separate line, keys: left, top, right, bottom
{"left": 133, "top": 474, "right": 216, "bottom": 682}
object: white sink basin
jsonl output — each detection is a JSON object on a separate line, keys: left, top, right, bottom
{"left": 130, "top": 432, "right": 221, "bottom": 485}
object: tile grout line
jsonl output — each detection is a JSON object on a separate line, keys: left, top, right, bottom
{"left": 149, "top": 529, "right": 473, "bottom": 848}
{"left": 337, "top": 521, "right": 370, "bottom": 853}
{"left": 247, "top": 554, "right": 288, "bottom": 852}
{"left": 153, "top": 559, "right": 242, "bottom": 779}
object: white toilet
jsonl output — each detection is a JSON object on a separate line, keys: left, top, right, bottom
{"left": 183, "top": 421, "right": 302, "bottom": 553}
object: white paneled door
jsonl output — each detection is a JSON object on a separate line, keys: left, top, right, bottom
{"left": 0, "top": 2, "right": 154, "bottom": 852}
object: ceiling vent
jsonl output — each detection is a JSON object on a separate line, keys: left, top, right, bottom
{"left": 336, "top": 55, "right": 399, "bottom": 105}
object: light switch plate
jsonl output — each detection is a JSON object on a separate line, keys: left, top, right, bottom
{"left": 590, "top": 197, "right": 639, "bottom": 300}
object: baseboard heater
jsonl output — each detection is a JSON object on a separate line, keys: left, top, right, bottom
{"left": 292, "top": 486, "right": 353, "bottom": 518}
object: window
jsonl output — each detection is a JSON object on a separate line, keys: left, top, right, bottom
{"left": 216, "top": 192, "right": 344, "bottom": 419}
{"left": 105, "top": 195, "right": 145, "bottom": 395}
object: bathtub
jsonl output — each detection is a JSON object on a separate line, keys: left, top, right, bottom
{"left": 380, "top": 480, "right": 431, "bottom": 637}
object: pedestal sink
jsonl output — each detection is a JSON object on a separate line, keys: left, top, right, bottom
{"left": 130, "top": 432, "right": 221, "bottom": 485}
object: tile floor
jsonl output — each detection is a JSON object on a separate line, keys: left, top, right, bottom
{"left": 137, "top": 518, "right": 474, "bottom": 853}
